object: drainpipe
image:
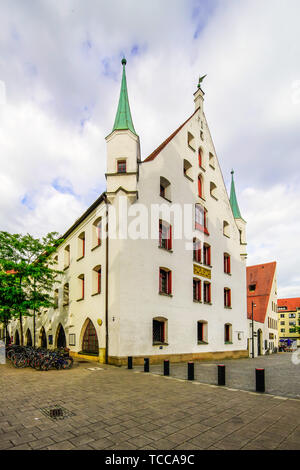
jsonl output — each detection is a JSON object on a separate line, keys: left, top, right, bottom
{"left": 105, "top": 194, "right": 109, "bottom": 364}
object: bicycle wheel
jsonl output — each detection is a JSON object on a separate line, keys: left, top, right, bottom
{"left": 61, "top": 357, "right": 73, "bottom": 369}
{"left": 40, "top": 359, "right": 51, "bottom": 371}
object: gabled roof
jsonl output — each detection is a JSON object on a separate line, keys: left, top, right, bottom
{"left": 247, "top": 261, "right": 277, "bottom": 323}
{"left": 278, "top": 298, "right": 300, "bottom": 312}
{"left": 112, "top": 58, "right": 137, "bottom": 135}
{"left": 143, "top": 107, "right": 200, "bottom": 162}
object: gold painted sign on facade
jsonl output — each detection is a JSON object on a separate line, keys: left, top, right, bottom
{"left": 193, "top": 264, "right": 211, "bottom": 279}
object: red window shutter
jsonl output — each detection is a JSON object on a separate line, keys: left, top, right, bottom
{"left": 208, "top": 283, "right": 211, "bottom": 302}
{"left": 82, "top": 278, "right": 85, "bottom": 298}
{"left": 159, "top": 270, "right": 162, "bottom": 292}
{"left": 168, "top": 271, "right": 172, "bottom": 294}
{"left": 199, "top": 280, "right": 201, "bottom": 301}
{"left": 229, "top": 289, "right": 231, "bottom": 307}
{"left": 224, "top": 255, "right": 226, "bottom": 273}
{"left": 159, "top": 222, "right": 162, "bottom": 247}
{"left": 198, "top": 149, "right": 202, "bottom": 167}
{"left": 208, "top": 246, "right": 211, "bottom": 266}
{"left": 168, "top": 225, "right": 172, "bottom": 250}
{"left": 82, "top": 238, "right": 85, "bottom": 257}
{"left": 228, "top": 256, "right": 231, "bottom": 274}
{"left": 98, "top": 270, "right": 101, "bottom": 293}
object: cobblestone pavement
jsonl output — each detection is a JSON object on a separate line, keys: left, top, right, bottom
{"left": 0, "top": 357, "right": 299, "bottom": 450}
{"left": 134, "top": 353, "right": 300, "bottom": 399}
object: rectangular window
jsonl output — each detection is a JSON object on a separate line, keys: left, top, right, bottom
{"left": 203, "top": 244, "right": 211, "bottom": 266}
{"left": 224, "top": 288, "right": 231, "bottom": 308}
{"left": 203, "top": 282, "right": 211, "bottom": 303}
{"left": 224, "top": 254, "right": 231, "bottom": 274}
{"left": 159, "top": 221, "right": 172, "bottom": 251}
{"left": 153, "top": 320, "right": 165, "bottom": 344}
{"left": 193, "top": 239, "right": 201, "bottom": 263}
{"left": 159, "top": 269, "right": 172, "bottom": 295}
{"left": 225, "top": 324, "right": 231, "bottom": 343}
{"left": 117, "top": 160, "right": 126, "bottom": 173}
{"left": 193, "top": 279, "right": 201, "bottom": 302}
{"left": 197, "top": 322, "right": 207, "bottom": 342}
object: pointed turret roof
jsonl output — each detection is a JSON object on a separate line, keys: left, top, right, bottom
{"left": 112, "top": 58, "right": 137, "bottom": 135}
{"left": 230, "top": 170, "right": 242, "bottom": 219}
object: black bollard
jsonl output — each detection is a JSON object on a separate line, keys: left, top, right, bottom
{"left": 128, "top": 356, "right": 133, "bottom": 370}
{"left": 256, "top": 368, "right": 265, "bottom": 393}
{"left": 144, "top": 358, "right": 149, "bottom": 372}
{"left": 188, "top": 361, "right": 194, "bottom": 380}
{"left": 217, "top": 364, "right": 226, "bottom": 386}
{"left": 164, "top": 360, "right": 170, "bottom": 376}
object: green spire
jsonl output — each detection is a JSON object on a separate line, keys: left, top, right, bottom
{"left": 112, "top": 57, "right": 137, "bottom": 135}
{"left": 230, "top": 170, "right": 242, "bottom": 219}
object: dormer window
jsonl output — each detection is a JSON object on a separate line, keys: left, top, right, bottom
{"left": 223, "top": 221, "right": 230, "bottom": 238}
{"left": 117, "top": 160, "right": 126, "bottom": 173}
{"left": 209, "top": 152, "right": 215, "bottom": 169}
{"left": 183, "top": 159, "right": 192, "bottom": 180}
{"left": 210, "top": 182, "right": 217, "bottom": 199}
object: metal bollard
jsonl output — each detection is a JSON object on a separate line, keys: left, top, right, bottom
{"left": 164, "top": 360, "right": 170, "bottom": 376}
{"left": 256, "top": 368, "right": 265, "bottom": 393}
{"left": 188, "top": 361, "right": 194, "bottom": 380}
{"left": 144, "top": 358, "right": 149, "bottom": 373}
{"left": 128, "top": 356, "right": 133, "bottom": 370}
{"left": 218, "top": 364, "right": 226, "bottom": 386}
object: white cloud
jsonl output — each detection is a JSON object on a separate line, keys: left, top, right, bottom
{"left": 0, "top": 0, "right": 299, "bottom": 298}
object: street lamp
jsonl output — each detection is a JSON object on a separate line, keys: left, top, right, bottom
{"left": 252, "top": 301, "right": 256, "bottom": 358}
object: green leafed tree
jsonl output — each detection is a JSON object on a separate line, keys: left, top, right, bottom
{"left": 0, "top": 231, "right": 64, "bottom": 346}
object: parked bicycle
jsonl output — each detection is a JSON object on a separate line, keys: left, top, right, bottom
{"left": 5, "top": 345, "right": 73, "bottom": 371}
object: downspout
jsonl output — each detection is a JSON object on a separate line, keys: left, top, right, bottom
{"left": 104, "top": 194, "right": 109, "bottom": 364}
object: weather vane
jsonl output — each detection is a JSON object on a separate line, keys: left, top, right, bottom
{"left": 198, "top": 74, "right": 207, "bottom": 88}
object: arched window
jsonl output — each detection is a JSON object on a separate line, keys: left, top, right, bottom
{"left": 198, "top": 175, "right": 203, "bottom": 198}
{"left": 92, "top": 217, "right": 102, "bottom": 248}
{"left": 82, "top": 319, "right": 99, "bottom": 354}
{"left": 160, "top": 177, "right": 171, "bottom": 201}
{"left": 153, "top": 317, "right": 168, "bottom": 344}
{"left": 198, "top": 148, "right": 203, "bottom": 168}
{"left": 92, "top": 265, "right": 101, "bottom": 295}
{"left": 159, "top": 268, "right": 172, "bottom": 295}
{"left": 63, "top": 283, "right": 69, "bottom": 306}
{"left": 40, "top": 327, "right": 47, "bottom": 348}
{"left": 159, "top": 220, "right": 172, "bottom": 251}
{"left": 224, "top": 288, "right": 231, "bottom": 308}
{"left": 224, "top": 323, "right": 232, "bottom": 343}
{"left": 77, "top": 232, "right": 85, "bottom": 259}
{"left": 14, "top": 330, "right": 20, "bottom": 345}
{"left": 197, "top": 321, "right": 208, "bottom": 343}
{"left": 56, "top": 324, "right": 66, "bottom": 348}
{"left": 78, "top": 274, "right": 84, "bottom": 300}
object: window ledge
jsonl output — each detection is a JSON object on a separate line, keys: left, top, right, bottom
{"left": 160, "top": 195, "right": 172, "bottom": 203}
{"left": 91, "top": 244, "right": 101, "bottom": 252}
{"left": 223, "top": 234, "right": 230, "bottom": 239}
{"left": 77, "top": 256, "right": 84, "bottom": 261}
{"left": 224, "top": 306, "right": 232, "bottom": 309}
{"left": 225, "top": 272, "right": 232, "bottom": 276}
{"left": 159, "top": 292, "right": 173, "bottom": 298}
{"left": 199, "top": 166, "right": 206, "bottom": 172}
{"left": 195, "top": 224, "right": 210, "bottom": 236}
{"left": 203, "top": 301, "right": 212, "bottom": 305}
{"left": 193, "top": 299, "right": 202, "bottom": 304}
{"left": 188, "top": 144, "right": 196, "bottom": 152}
{"left": 63, "top": 266, "right": 69, "bottom": 271}
{"left": 224, "top": 341, "right": 233, "bottom": 345}
{"left": 198, "top": 341, "right": 209, "bottom": 345}
{"left": 184, "top": 174, "right": 194, "bottom": 182}
{"left": 76, "top": 298, "right": 84, "bottom": 302}
{"left": 209, "top": 164, "right": 215, "bottom": 170}
{"left": 198, "top": 196, "right": 206, "bottom": 202}
{"left": 210, "top": 194, "right": 218, "bottom": 201}
{"left": 63, "top": 303, "right": 69, "bottom": 307}
{"left": 158, "top": 246, "right": 173, "bottom": 253}
{"left": 91, "top": 292, "right": 101, "bottom": 297}
{"left": 153, "top": 342, "right": 169, "bottom": 346}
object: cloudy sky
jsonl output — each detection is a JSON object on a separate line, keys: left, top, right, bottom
{"left": 0, "top": 0, "right": 299, "bottom": 298}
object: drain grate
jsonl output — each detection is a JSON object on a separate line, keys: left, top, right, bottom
{"left": 39, "top": 405, "right": 75, "bottom": 421}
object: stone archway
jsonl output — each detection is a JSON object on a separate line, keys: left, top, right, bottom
{"left": 56, "top": 324, "right": 66, "bottom": 348}
{"left": 26, "top": 329, "right": 32, "bottom": 346}
{"left": 14, "top": 330, "right": 20, "bottom": 346}
{"left": 39, "top": 327, "right": 47, "bottom": 348}
{"left": 81, "top": 319, "right": 99, "bottom": 354}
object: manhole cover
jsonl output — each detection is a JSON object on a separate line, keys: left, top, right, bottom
{"left": 39, "top": 405, "right": 75, "bottom": 421}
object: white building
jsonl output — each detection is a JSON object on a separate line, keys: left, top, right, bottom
{"left": 8, "top": 59, "right": 249, "bottom": 365}
{"left": 247, "top": 262, "right": 278, "bottom": 356}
